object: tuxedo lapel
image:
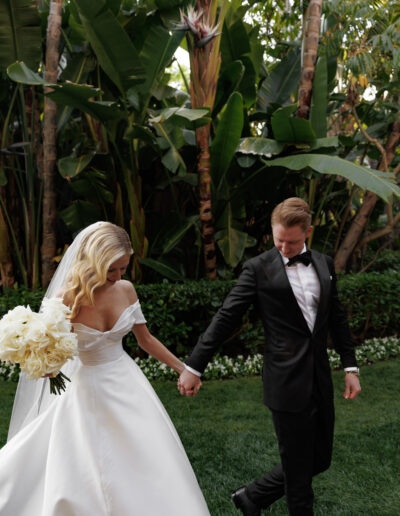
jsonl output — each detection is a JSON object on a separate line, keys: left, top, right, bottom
{"left": 261, "top": 248, "right": 310, "bottom": 334}
{"left": 310, "top": 250, "right": 331, "bottom": 335}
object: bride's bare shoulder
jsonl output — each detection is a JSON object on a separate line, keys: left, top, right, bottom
{"left": 119, "top": 280, "right": 138, "bottom": 304}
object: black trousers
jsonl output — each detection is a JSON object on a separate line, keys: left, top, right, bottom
{"left": 246, "top": 389, "right": 334, "bottom": 516}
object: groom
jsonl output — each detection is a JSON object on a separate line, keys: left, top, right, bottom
{"left": 178, "top": 197, "right": 361, "bottom": 515}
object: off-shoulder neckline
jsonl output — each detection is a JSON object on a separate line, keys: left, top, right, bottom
{"left": 72, "top": 300, "right": 140, "bottom": 334}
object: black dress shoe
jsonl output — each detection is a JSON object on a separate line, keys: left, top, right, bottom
{"left": 232, "top": 486, "right": 261, "bottom": 516}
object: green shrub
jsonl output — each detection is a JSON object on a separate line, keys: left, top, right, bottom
{"left": 131, "top": 280, "right": 238, "bottom": 356}
{"left": 1, "top": 272, "right": 400, "bottom": 362}
{"left": 361, "top": 248, "right": 400, "bottom": 273}
{"left": 0, "top": 287, "right": 43, "bottom": 313}
{"left": 338, "top": 271, "right": 400, "bottom": 341}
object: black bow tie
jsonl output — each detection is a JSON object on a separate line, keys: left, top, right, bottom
{"left": 286, "top": 250, "right": 312, "bottom": 267}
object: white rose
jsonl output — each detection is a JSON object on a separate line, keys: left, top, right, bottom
{"left": 23, "top": 314, "right": 50, "bottom": 350}
{"left": 41, "top": 298, "right": 72, "bottom": 333}
{"left": 1, "top": 305, "right": 33, "bottom": 324}
{"left": 21, "top": 350, "right": 47, "bottom": 380}
{"left": 42, "top": 349, "right": 66, "bottom": 373}
{"left": 55, "top": 333, "right": 78, "bottom": 355}
{"left": 0, "top": 328, "right": 29, "bottom": 361}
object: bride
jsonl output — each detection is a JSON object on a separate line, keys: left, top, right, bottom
{"left": 0, "top": 221, "right": 209, "bottom": 515}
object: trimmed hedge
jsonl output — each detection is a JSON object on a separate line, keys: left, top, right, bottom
{"left": 1, "top": 271, "right": 400, "bottom": 360}
{"left": 362, "top": 249, "right": 400, "bottom": 273}
{"left": 338, "top": 271, "right": 400, "bottom": 341}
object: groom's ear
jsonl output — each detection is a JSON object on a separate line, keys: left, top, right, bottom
{"left": 306, "top": 225, "right": 313, "bottom": 239}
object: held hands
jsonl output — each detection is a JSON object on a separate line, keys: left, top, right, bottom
{"left": 343, "top": 373, "right": 361, "bottom": 400}
{"left": 177, "top": 369, "right": 202, "bottom": 397}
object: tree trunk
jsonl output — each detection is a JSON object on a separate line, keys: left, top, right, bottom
{"left": 188, "top": 0, "right": 226, "bottom": 279}
{"left": 41, "top": 0, "right": 62, "bottom": 287}
{"left": 0, "top": 200, "right": 14, "bottom": 287}
{"left": 297, "top": 0, "right": 323, "bottom": 119}
{"left": 196, "top": 124, "right": 216, "bottom": 276}
{"left": 334, "top": 118, "right": 400, "bottom": 270}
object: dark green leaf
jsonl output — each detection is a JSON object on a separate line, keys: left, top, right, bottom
{"left": 154, "top": 0, "right": 182, "bottom": 8}
{"left": 257, "top": 48, "right": 301, "bottom": 111}
{"left": 245, "top": 234, "right": 257, "bottom": 248}
{"left": 60, "top": 53, "right": 96, "bottom": 83}
{"left": 150, "top": 107, "right": 210, "bottom": 128}
{"left": 237, "top": 137, "right": 284, "bottom": 157}
{"left": 60, "top": 200, "right": 102, "bottom": 232}
{"left": 220, "top": 19, "right": 251, "bottom": 63}
{"left": 161, "top": 215, "right": 199, "bottom": 255}
{"left": 154, "top": 107, "right": 210, "bottom": 122}
{"left": 182, "top": 129, "right": 196, "bottom": 146}
{"left": 161, "top": 146, "right": 186, "bottom": 174}
{"left": 72, "top": 0, "right": 145, "bottom": 92}
{"left": 271, "top": 106, "right": 316, "bottom": 142}
{"left": 216, "top": 226, "right": 247, "bottom": 268}
{"left": 140, "top": 258, "right": 184, "bottom": 281}
{"left": 57, "top": 154, "right": 94, "bottom": 178}
{"left": 47, "top": 88, "right": 124, "bottom": 122}
{"left": 236, "top": 56, "right": 256, "bottom": 108}
{"left": 247, "top": 25, "right": 264, "bottom": 78}
{"left": 264, "top": 154, "right": 400, "bottom": 202}
{"left": 310, "top": 55, "right": 328, "bottom": 138}
{"left": 236, "top": 155, "right": 256, "bottom": 168}
{"left": 308, "top": 137, "right": 339, "bottom": 150}
{"left": 70, "top": 168, "right": 114, "bottom": 205}
{"left": 124, "top": 124, "right": 156, "bottom": 145}
{"left": 8, "top": 62, "right": 123, "bottom": 122}
{"left": 7, "top": 61, "right": 46, "bottom": 85}
{"left": 211, "top": 92, "right": 244, "bottom": 190}
{"left": 214, "top": 60, "right": 244, "bottom": 115}
{"left": 136, "top": 25, "right": 184, "bottom": 105}
{"left": 0, "top": 0, "right": 41, "bottom": 72}
{"left": 126, "top": 88, "right": 141, "bottom": 111}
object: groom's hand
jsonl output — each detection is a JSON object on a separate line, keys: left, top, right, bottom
{"left": 178, "top": 369, "right": 202, "bottom": 397}
{"left": 343, "top": 373, "right": 361, "bottom": 400}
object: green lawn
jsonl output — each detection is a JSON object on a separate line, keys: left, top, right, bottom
{"left": 1, "top": 359, "right": 400, "bottom": 515}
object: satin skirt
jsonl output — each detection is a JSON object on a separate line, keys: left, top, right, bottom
{"left": 0, "top": 353, "right": 210, "bottom": 516}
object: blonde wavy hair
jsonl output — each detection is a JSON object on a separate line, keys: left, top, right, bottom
{"left": 63, "top": 222, "right": 133, "bottom": 318}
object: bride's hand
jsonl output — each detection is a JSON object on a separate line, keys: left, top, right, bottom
{"left": 177, "top": 369, "right": 202, "bottom": 397}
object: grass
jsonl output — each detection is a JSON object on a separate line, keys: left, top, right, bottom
{"left": 1, "top": 359, "right": 400, "bottom": 515}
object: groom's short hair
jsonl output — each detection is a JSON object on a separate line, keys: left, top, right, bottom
{"left": 271, "top": 197, "right": 312, "bottom": 232}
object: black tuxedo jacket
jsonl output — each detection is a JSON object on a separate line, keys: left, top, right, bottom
{"left": 186, "top": 247, "right": 357, "bottom": 412}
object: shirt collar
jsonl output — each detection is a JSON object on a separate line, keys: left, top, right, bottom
{"left": 279, "top": 244, "right": 307, "bottom": 265}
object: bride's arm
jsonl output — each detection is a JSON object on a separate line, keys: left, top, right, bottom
{"left": 132, "top": 324, "right": 185, "bottom": 375}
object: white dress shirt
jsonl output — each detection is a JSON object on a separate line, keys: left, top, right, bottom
{"left": 280, "top": 244, "right": 320, "bottom": 333}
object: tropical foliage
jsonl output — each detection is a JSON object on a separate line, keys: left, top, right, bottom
{"left": 0, "top": 0, "right": 399, "bottom": 288}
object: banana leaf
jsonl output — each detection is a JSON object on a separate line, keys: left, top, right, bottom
{"left": 0, "top": 0, "right": 41, "bottom": 72}
{"left": 264, "top": 154, "right": 400, "bottom": 202}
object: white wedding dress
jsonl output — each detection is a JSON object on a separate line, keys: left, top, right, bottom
{"left": 0, "top": 301, "right": 210, "bottom": 516}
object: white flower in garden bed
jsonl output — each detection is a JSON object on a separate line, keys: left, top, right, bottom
{"left": 2, "top": 334, "right": 400, "bottom": 383}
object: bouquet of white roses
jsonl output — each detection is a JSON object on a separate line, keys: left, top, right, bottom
{"left": 0, "top": 297, "right": 78, "bottom": 394}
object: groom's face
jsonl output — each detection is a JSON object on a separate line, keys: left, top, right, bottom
{"left": 272, "top": 223, "right": 312, "bottom": 258}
